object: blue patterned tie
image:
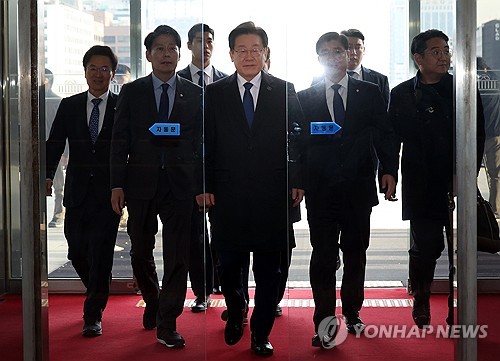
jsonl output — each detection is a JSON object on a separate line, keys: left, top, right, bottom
{"left": 158, "top": 83, "right": 169, "bottom": 122}
{"left": 243, "top": 82, "right": 254, "bottom": 127}
{"left": 89, "top": 98, "right": 102, "bottom": 143}
{"left": 332, "top": 84, "right": 345, "bottom": 127}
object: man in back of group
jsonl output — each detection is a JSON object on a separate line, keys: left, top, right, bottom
{"left": 340, "top": 28, "right": 390, "bottom": 106}
{"left": 46, "top": 45, "right": 120, "bottom": 337}
{"left": 177, "top": 23, "right": 228, "bottom": 313}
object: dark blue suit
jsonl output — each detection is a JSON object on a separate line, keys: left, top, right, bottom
{"left": 46, "top": 91, "right": 120, "bottom": 323}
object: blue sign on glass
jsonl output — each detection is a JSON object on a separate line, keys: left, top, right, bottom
{"left": 149, "top": 123, "right": 180, "bottom": 136}
{"left": 310, "top": 122, "right": 341, "bottom": 135}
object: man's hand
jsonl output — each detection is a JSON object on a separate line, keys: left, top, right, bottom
{"left": 111, "top": 189, "right": 125, "bottom": 215}
{"left": 196, "top": 193, "right": 215, "bottom": 209}
{"left": 381, "top": 175, "right": 397, "bottom": 201}
{"left": 291, "top": 188, "right": 305, "bottom": 207}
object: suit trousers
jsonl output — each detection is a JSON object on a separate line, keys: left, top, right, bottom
{"left": 307, "top": 183, "right": 371, "bottom": 331}
{"left": 126, "top": 170, "right": 193, "bottom": 331}
{"left": 217, "top": 249, "right": 281, "bottom": 340}
{"left": 64, "top": 182, "right": 120, "bottom": 322}
{"left": 189, "top": 206, "right": 214, "bottom": 297}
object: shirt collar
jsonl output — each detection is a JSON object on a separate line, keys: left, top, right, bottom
{"left": 151, "top": 72, "right": 176, "bottom": 90}
{"left": 189, "top": 63, "right": 213, "bottom": 79}
{"left": 325, "top": 73, "right": 349, "bottom": 91}
{"left": 237, "top": 71, "right": 262, "bottom": 89}
{"left": 87, "top": 90, "right": 109, "bottom": 103}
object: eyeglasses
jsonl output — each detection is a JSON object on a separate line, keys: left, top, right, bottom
{"left": 348, "top": 45, "right": 364, "bottom": 54}
{"left": 233, "top": 48, "right": 264, "bottom": 57}
{"left": 424, "top": 48, "right": 452, "bottom": 58}
{"left": 86, "top": 65, "right": 112, "bottom": 74}
{"left": 151, "top": 45, "right": 179, "bottom": 54}
{"left": 318, "top": 48, "right": 347, "bottom": 58}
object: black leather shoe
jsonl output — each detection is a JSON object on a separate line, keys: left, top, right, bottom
{"left": 344, "top": 312, "right": 366, "bottom": 334}
{"left": 251, "top": 334, "right": 274, "bottom": 357}
{"left": 224, "top": 320, "right": 244, "bottom": 345}
{"left": 157, "top": 329, "right": 185, "bottom": 348}
{"left": 191, "top": 296, "right": 210, "bottom": 313}
{"left": 412, "top": 302, "right": 431, "bottom": 329}
{"left": 221, "top": 303, "right": 249, "bottom": 324}
{"left": 213, "top": 286, "right": 223, "bottom": 295}
{"left": 275, "top": 305, "right": 282, "bottom": 317}
{"left": 143, "top": 302, "right": 158, "bottom": 330}
{"left": 82, "top": 320, "right": 102, "bottom": 337}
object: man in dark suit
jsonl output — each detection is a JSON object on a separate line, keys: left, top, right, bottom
{"left": 298, "top": 32, "right": 399, "bottom": 349}
{"left": 341, "top": 29, "right": 390, "bottom": 107}
{"left": 46, "top": 45, "right": 120, "bottom": 337}
{"left": 177, "top": 23, "right": 228, "bottom": 313}
{"left": 110, "top": 25, "right": 202, "bottom": 349}
{"left": 196, "top": 21, "right": 304, "bottom": 357}
{"left": 388, "top": 29, "right": 485, "bottom": 329}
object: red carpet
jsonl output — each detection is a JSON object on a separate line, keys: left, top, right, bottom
{"left": 1, "top": 289, "right": 499, "bottom": 361}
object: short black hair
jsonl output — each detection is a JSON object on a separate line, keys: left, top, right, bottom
{"left": 228, "top": 21, "right": 268, "bottom": 50}
{"left": 116, "top": 63, "right": 130, "bottom": 75}
{"left": 82, "top": 45, "right": 118, "bottom": 72}
{"left": 188, "top": 23, "right": 214, "bottom": 43}
{"left": 144, "top": 25, "right": 182, "bottom": 52}
{"left": 315, "top": 32, "right": 349, "bottom": 54}
{"left": 341, "top": 29, "right": 365, "bottom": 42}
{"left": 411, "top": 29, "right": 449, "bottom": 55}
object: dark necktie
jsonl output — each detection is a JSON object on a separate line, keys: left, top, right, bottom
{"left": 158, "top": 83, "right": 169, "bottom": 122}
{"left": 347, "top": 71, "right": 357, "bottom": 79}
{"left": 89, "top": 98, "right": 102, "bottom": 143}
{"left": 197, "top": 70, "right": 205, "bottom": 88}
{"left": 243, "top": 82, "right": 254, "bottom": 127}
{"left": 332, "top": 84, "right": 345, "bottom": 127}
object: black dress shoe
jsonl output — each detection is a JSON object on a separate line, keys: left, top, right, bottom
{"left": 221, "top": 303, "right": 249, "bottom": 324}
{"left": 275, "top": 305, "right": 282, "bottom": 317}
{"left": 412, "top": 302, "right": 431, "bottom": 329}
{"left": 251, "top": 334, "right": 274, "bottom": 357}
{"left": 157, "top": 329, "right": 185, "bottom": 348}
{"left": 212, "top": 286, "right": 223, "bottom": 295}
{"left": 82, "top": 320, "right": 102, "bottom": 337}
{"left": 191, "top": 296, "right": 210, "bottom": 313}
{"left": 344, "top": 312, "right": 366, "bottom": 334}
{"left": 143, "top": 302, "right": 158, "bottom": 330}
{"left": 224, "top": 320, "right": 244, "bottom": 345}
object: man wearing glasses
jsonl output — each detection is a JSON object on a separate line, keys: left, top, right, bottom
{"left": 110, "top": 25, "right": 202, "bottom": 348}
{"left": 388, "top": 29, "right": 484, "bottom": 329}
{"left": 298, "top": 32, "right": 399, "bottom": 349}
{"left": 46, "top": 45, "right": 120, "bottom": 337}
{"left": 196, "top": 21, "right": 304, "bottom": 356}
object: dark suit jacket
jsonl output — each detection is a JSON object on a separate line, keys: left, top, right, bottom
{"left": 110, "top": 74, "right": 202, "bottom": 201}
{"left": 46, "top": 91, "right": 117, "bottom": 207}
{"left": 298, "top": 78, "right": 399, "bottom": 209}
{"left": 361, "top": 66, "right": 390, "bottom": 107}
{"left": 201, "top": 71, "right": 304, "bottom": 252}
{"left": 177, "top": 65, "right": 228, "bottom": 84}
{"left": 389, "top": 72, "right": 485, "bottom": 220}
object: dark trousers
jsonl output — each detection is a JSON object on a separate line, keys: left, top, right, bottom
{"left": 217, "top": 249, "right": 281, "bottom": 340}
{"left": 409, "top": 218, "right": 448, "bottom": 304}
{"left": 307, "top": 185, "right": 371, "bottom": 331}
{"left": 189, "top": 206, "right": 214, "bottom": 298}
{"left": 64, "top": 184, "right": 119, "bottom": 322}
{"left": 127, "top": 172, "right": 193, "bottom": 331}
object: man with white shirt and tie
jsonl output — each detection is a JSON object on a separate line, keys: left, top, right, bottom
{"left": 46, "top": 45, "right": 120, "bottom": 337}
{"left": 177, "top": 23, "right": 228, "bottom": 87}
{"left": 298, "top": 32, "right": 398, "bottom": 349}
{"left": 177, "top": 23, "right": 228, "bottom": 313}
{"left": 341, "top": 28, "right": 390, "bottom": 107}
{"left": 196, "top": 21, "right": 304, "bottom": 356}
